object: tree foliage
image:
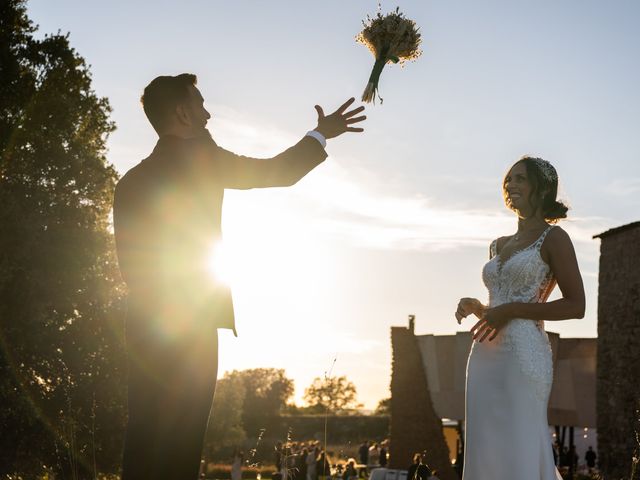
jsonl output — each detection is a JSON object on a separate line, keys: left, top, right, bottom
{"left": 375, "top": 397, "right": 390, "bottom": 415}
{"left": 224, "top": 368, "right": 295, "bottom": 435}
{"left": 0, "top": 0, "right": 124, "bottom": 476}
{"left": 203, "top": 368, "right": 293, "bottom": 461}
{"left": 303, "top": 376, "right": 360, "bottom": 413}
{"left": 206, "top": 375, "right": 247, "bottom": 452}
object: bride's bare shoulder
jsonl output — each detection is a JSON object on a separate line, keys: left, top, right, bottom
{"left": 495, "top": 235, "right": 512, "bottom": 253}
{"left": 546, "top": 225, "right": 572, "bottom": 244}
{"left": 542, "top": 226, "right": 575, "bottom": 259}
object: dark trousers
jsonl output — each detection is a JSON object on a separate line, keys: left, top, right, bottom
{"left": 122, "top": 311, "right": 218, "bottom": 480}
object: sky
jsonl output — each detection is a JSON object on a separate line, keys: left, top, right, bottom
{"left": 28, "top": 0, "right": 640, "bottom": 409}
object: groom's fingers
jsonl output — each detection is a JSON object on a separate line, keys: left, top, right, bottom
{"left": 346, "top": 115, "right": 367, "bottom": 125}
{"left": 314, "top": 105, "right": 325, "bottom": 119}
{"left": 346, "top": 127, "right": 364, "bottom": 133}
{"left": 336, "top": 97, "right": 356, "bottom": 114}
{"left": 344, "top": 106, "right": 366, "bottom": 118}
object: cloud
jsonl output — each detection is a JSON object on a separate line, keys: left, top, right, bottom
{"left": 208, "top": 104, "right": 299, "bottom": 157}
{"left": 317, "top": 333, "right": 383, "bottom": 356}
{"left": 298, "top": 163, "right": 611, "bottom": 252}
{"left": 212, "top": 106, "right": 613, "bottom": 253}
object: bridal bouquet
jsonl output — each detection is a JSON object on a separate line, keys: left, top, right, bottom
{"left": 356, "top": 7, "right": 422, "bottom": 104}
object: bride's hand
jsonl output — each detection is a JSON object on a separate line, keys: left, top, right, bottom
{"left": 471, "top": 304, "right": 513, "bottom": 342}
{"left": 455, "top": 298, "right": 485, "bottom": 324}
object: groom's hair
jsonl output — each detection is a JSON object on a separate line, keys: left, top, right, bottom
{"left": 141, "top": 73, "right": 197, "bottom": 134}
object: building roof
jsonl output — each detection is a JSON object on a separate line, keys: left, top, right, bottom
{"left": 593, "top": 221, "right": 640, "bottom": 239}
{"left": 408, "top": 331, "right": 596, "bottom": 427}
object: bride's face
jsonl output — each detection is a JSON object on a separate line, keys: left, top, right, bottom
{"left": 504, "top": 161, "right": 534, "bottom": 217}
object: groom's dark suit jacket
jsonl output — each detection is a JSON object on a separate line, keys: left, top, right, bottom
{"left": 113, "top": 132, "right": 327, "bottom": 337}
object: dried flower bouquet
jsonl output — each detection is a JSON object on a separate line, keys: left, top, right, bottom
{"left": 356, "top": 7, "right": 422, "bottom": 104}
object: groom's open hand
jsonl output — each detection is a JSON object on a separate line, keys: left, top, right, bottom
{"left": 314, "top": 97, "right": 366, "bottom": 139}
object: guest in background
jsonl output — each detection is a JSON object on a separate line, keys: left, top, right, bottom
{"left": 585, "top": 446, "right": 597, "bottom": 470}
{"left": 358, "top": 442, "right": 369, "bottom": 468}
{"left": 559, "top": 446, "right": 569, "bottom": 468}
{"left": 367, "top": 443, "right": 380, "bottom": 469}
{"left": 317, "top": 450, "right": 331, "bottom": 480}
{"left": 568, "top": 445, "right": 579, "bottom": 471}
{"left": 298, "top": 448, "right": 309, "bottom": 480}
{"left": 427, "top": 469, "right": 440, "bottom": 480}
{"left": 407, "top": 453, "right": 431, "bottom": 480}
{"left": 275, "top": 442, "right": 284, "bottom": 473}
{"left": 379, "top": 441, "right": 388, "bottom": 468}
{"left": 552, "top": 441, "right": 559, "bottom": 466}
{"left": 344, "top": 459, "right": 358, "bottom": 480}
{"left": 307, "top": 446, "right": 319, "bottom": 480}
{"left": 231, "top": 449, "right": 243, "bottom": 480}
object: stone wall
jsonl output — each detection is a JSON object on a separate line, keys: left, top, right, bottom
{"left": 389, "top": 326, "right": 457, "bottom": 480}
{"left": 595, "top": 222, "right": 640, "bottom": 479}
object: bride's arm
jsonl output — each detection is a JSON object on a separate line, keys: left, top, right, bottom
{"left": 473, "top": 227, "right": 585, "bottom": 341}
{"left": 503, "top": 227, "right": 585, "bottom": 321}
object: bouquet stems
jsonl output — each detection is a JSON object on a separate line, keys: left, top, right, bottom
{"left": 362, "top": 57, "right": 386, "bottom": 104}
{"left": 362, "top": 46, "right": 396, "bottom": 104}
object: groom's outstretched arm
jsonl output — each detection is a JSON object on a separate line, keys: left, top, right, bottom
{"left": 196, "top": 98, "right": 366, "bottom": 189}
{"left": 213, "top": 136, "right": 327, "bottom": 189}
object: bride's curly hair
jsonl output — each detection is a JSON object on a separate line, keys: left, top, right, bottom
{"left": 503, "top": 156, "right": 569, "bottom": 223}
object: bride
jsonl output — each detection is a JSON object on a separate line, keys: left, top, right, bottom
{"left": 455, "top": 156, "right": 585, "bottom": 479}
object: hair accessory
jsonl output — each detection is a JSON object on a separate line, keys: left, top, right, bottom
{"left": 531, "top": 158, "right": 558, "bottom": 182}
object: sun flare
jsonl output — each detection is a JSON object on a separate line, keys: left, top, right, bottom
{"left": 207, "top": 190, "right": 341, "bottom": 329}
{"left": 206, "top": 241, "right": 232, "bottom": 286}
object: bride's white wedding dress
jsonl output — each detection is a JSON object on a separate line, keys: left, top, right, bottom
{"left": 463, "top": 226, "right": 562, "bottom": 480}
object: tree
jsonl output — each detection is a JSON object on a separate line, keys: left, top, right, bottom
{"left": 0, "top": 1, "right": 124, "bottom": 477}
{"left": 224, "top": 369, "right": 294, "bottom": 434}
{"left": 205, "top": 375, "right": 247, "bottom": 454}
{"left": 375, "top": 397, "right": 391, "bottom": 415}
{"left": 303, "top": 376, "right": 361, "bottom": 413}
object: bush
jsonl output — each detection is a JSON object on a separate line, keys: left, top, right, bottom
{"left": 204, "top": 463, "right": 276, "bottom": 480}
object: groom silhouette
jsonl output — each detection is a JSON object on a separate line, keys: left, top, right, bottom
{"left": 112, "top": 73, "right": 365, "bottom": 480}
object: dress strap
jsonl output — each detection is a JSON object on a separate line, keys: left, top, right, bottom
{"left": 489, "top": 239, "right": 498, "bottom": 259}
{"left": 534, "top": 225, "right": 555, "bottom": 251}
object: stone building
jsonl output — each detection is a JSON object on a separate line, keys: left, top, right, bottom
{"left": 389, "top": 324, "right": 458, "bottom": 480}
{"left": 594, "top": 221, "right": 640, "bottom": 479}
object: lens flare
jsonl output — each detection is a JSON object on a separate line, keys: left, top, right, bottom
{"left": 207, "top": 241, "right": 232, "bottom": 286}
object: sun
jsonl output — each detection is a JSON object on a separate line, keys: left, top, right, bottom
{"left": 206, "top": 241, "right": 232, "bottom": 286}
{"left": 204, "top": 190, "right": 339, "bottom": 328}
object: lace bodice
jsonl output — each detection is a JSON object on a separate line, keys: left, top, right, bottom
{"left": 482, "top": 225, "right": 556, "bottom": 311}
{"left": 479, "top": 226, "right": 557, "bottom": 400}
